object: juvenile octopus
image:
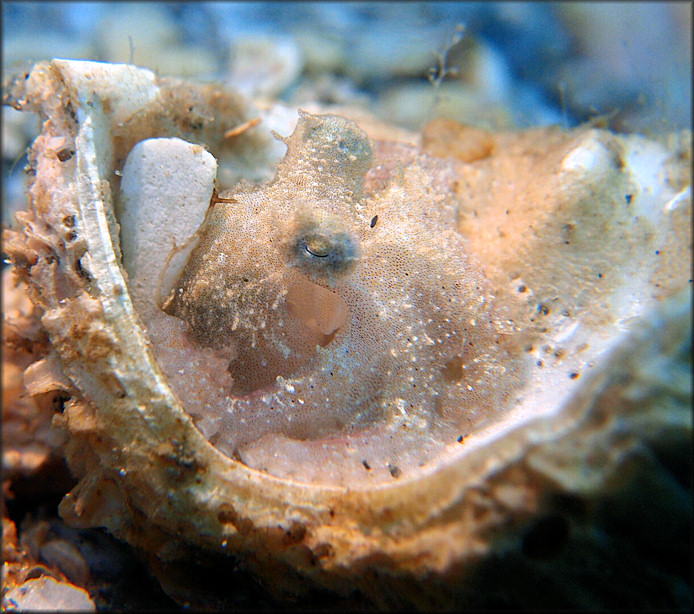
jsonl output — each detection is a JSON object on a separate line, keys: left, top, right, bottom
{"left": 156, "top": 111, "right": 524, "bottom": 485}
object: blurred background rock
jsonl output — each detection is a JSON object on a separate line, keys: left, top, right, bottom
{"left": 3, "top": 2, "right": 691, "bottom": 225}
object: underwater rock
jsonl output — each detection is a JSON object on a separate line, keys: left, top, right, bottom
{"left": 94, "top": 4, "right": 219, "bottom": 79}
{"left": 376, "top": 80, "right": 515, "bottom": 131}
{"left": 2, "top": 576, "right": 96, "bottom": 612}
{"left": 227, "top": 34, "right": 304, "bottom": 99}
{"left": 2, "top": 59, "right": 691, "bottom": 609}
{"left": 342, "top": 23, "right": 447, "bottom": 83}
{"left": 554, "top": 3, "right": 692, "bottom": 131}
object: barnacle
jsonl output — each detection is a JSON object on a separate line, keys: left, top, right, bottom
{"left": 3, "top": 60, "right": 691, "bottom": 609}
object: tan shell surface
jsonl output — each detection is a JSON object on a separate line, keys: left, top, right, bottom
{"left": 3, "top": 60, "right": 691, "bottom": 608}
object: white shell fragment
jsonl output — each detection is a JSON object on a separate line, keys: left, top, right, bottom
{"left": 118, "top": 137, "right": 217, "bottom": 312}
{"left": 3, "top": 59, "right": 691, "bottom": 609}
{"left": 2, "top": 577, "right": 96, "bottom": 612}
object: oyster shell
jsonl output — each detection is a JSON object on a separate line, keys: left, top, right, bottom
{"left": 3, "top": 60, "right": 691, "bottom": 608}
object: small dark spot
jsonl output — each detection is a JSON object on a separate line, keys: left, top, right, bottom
{"left": 362, "top": 460, "right": 371, "bottom": 470}
{"left": 242, "top": 277, "right": 249, "bottom": 282}
{"left": 517, "top": 284, "right": 527, "bottom": 293}
{"left": 178, "top": 457, "right": 196, "bottom": 470}
{"left": 522, "top": 515, "right": 570, "bottom": 560}
{"left": 505, "top": 209, "right": 510, "bottom": 215}
{"left": 537, "top": 304, "right": 550, "bottom": 316}
{"left": 655, "top": 250, "right": 660, "bottom": 255}
{"left": 311, "top": 543, "right": 334, "bottom": 562}
{"left": 537, "top": 359, "right": 544, "bottom": 367}
{"left": 63, "top": 215, "right": 76, "bottom": 228}
{"left": 569, "top": 372, "right": 580, "bottom": 379}
{"left": 283, "top": 523, "right": 306, "bottom": 544}
{"left": 370, "top": 215, "right": 378, "bottom": 228}
{"left": 598, "top": 272, "right": 603, "bottom": 279}
{"left": 56, "top": 147, "right": 75, "bottom": 162}
{"left": 52, "top": 394, "right": 69, "bottom": 413}
{"left": 64, "top": 101, "right": 77, "bottom": 121}
{"left": 388, "top": 464, "right": 402, "bottom": 478}
{"left": 75, "top": 259, "right": 92, "bottom": 282}
{"left": 456, "top": 435, "right": 463, "bottom": 443}
{"left": 625, "top": 194, "right": 633, "bottom": 204}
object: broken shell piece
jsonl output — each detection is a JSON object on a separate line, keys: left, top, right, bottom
{"left": 3, "top": 59, "right": 691, "bottom": 609}
{"left": 117, "top": 137, "right": 217, "bottom": 313}
{"left": 2, "top": 576, "right": 96, "bottom": 612}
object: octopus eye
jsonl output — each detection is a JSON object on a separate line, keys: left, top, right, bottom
{"left": 294, "top": 228, "right": 359, "bottom": 277}
{"left": 304, "top": 235, "right": 331, "bottom": 258}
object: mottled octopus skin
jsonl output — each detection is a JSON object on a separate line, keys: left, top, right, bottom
{"left": 162, "top": 111, "right": 523, "bottom": 481}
